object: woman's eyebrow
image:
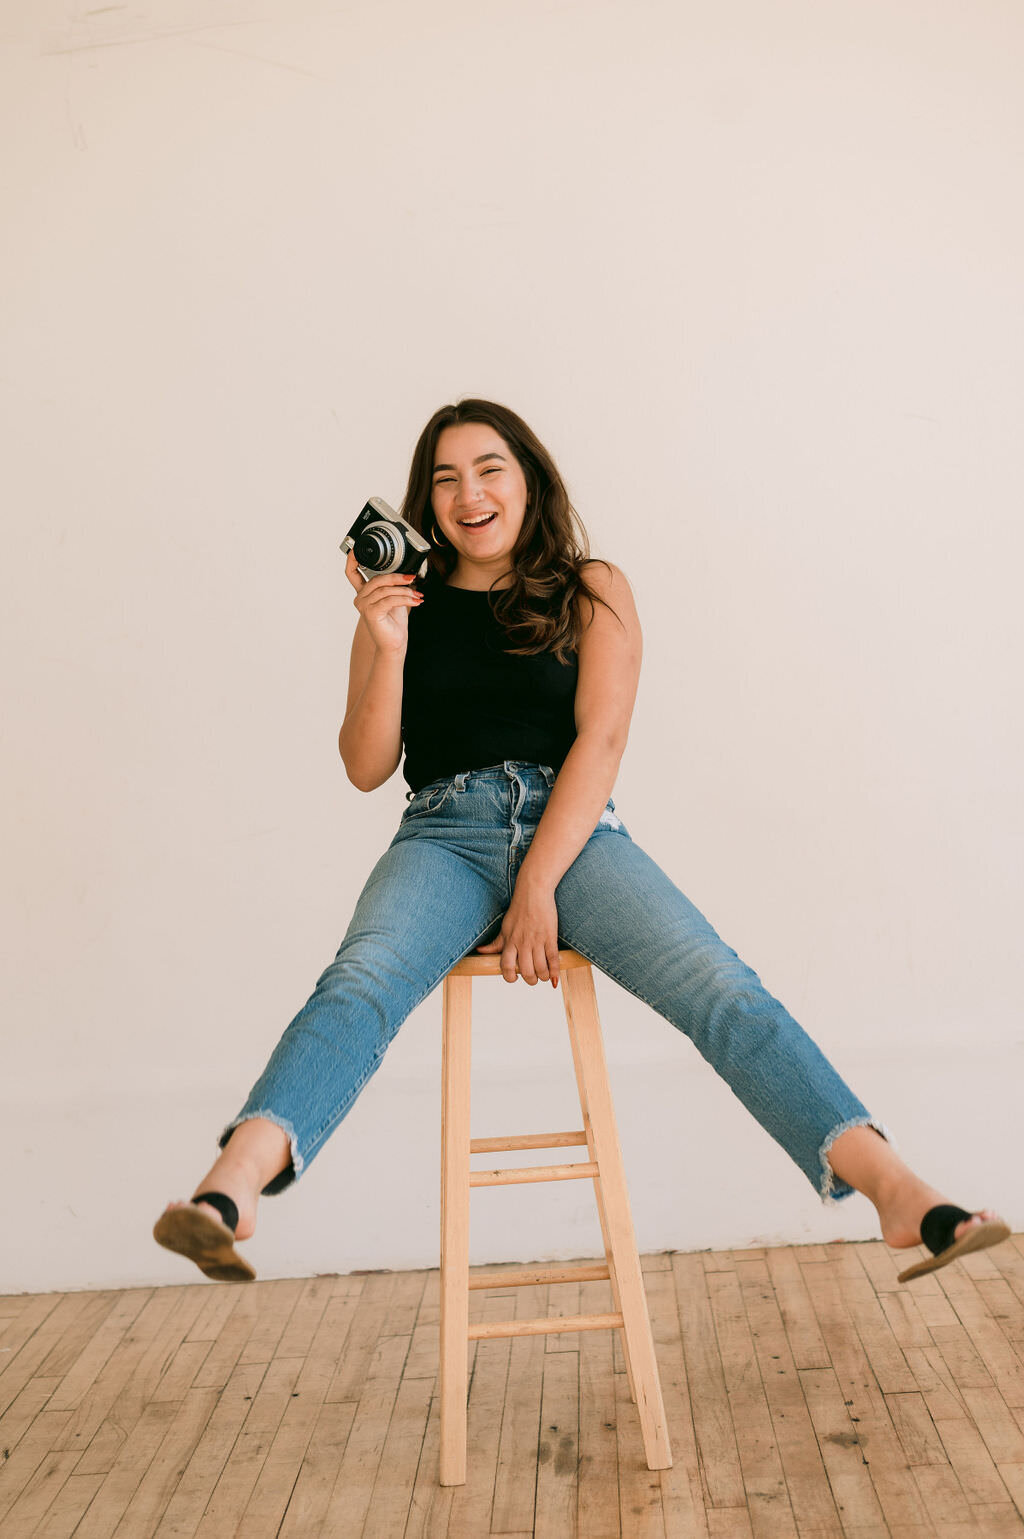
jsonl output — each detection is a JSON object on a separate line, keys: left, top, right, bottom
{"left": 432, "top": 453, "right": 507, "bottom": 474}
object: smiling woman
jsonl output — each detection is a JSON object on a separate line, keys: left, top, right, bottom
{"left": 153, "top": 396, "right": 1009, "bottom": 1294}
{"left": 400, "top": 399, "right": 619, "bottom": 662}
{"left": 430, "top": 426, "right": 525, "bottom": 587}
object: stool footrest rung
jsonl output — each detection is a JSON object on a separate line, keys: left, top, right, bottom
{"left": 468, "top": 1310, "right": 624, "bottom": 1341}
{"left": 470, "top": 1161, "right": 599, "bottom": 1187}
{"left": 469, "top": 1262, "right": 611, "bottom": 1290}
{"left": 470, "top": 1129, "right": 588, "bottom": 1154}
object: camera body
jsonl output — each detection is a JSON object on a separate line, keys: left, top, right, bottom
{"left": 340, "top": 498, "right": 430, "bottom": 581}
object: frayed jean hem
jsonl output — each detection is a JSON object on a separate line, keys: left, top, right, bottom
{"left": 219, "top": 1110, "right": 302, "bottom": 1196}
{"left": 819, "top": 1115, "right": 895, "bottom": 1205}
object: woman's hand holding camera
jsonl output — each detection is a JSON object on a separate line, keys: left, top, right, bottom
{"left": 344, "top": 550, "right": 424, "bottom": 656}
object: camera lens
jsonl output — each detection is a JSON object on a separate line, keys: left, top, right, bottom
{"left": 354, "top": 521, "right": 404, "bottom": 572}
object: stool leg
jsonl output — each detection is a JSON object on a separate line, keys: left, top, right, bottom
{"left": 568, "top": 1033, "right": 639, "bottom": 1407}
{"left": 440, "top": 973, "right": 473, "bottom": 1486}
{"left": 562, "top": 964, "right": 673, "bottom": 1471}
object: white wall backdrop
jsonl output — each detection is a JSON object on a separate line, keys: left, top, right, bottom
{"left": 2, "top": 0, "right": 1021, "bottom": 1293}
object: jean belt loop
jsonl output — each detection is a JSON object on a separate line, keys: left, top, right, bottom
{"left": 541, "top": 764, "right": 555, "bottom": 788}
{"left": 405, "top": 788, "right": 416, "bottom": 802}
{"left": 454, "top": 771, "right": 468, "bottom": 793}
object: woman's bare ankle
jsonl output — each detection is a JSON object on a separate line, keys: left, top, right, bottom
{"left": 825, "top": 1127, "right": 952, "bottom": 1248}
{"left": 185, "top": 1119, "right": 292, "bottom": 1242}
{"left": 189, "top": 1166, "right": 260, "bottom": 1241}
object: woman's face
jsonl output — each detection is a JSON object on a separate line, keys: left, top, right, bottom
{"left": 430, "top": 421, "right": 529, "bottom": 586}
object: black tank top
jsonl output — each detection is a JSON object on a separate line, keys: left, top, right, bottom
{"left": 401, "top": 569, "right": 579, "bottom": 792}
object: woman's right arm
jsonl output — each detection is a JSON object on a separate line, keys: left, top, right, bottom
{"left": 338, "top": 551, "right": 422, "bottom": 792}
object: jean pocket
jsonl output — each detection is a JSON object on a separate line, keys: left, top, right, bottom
{"left": 401, "top": 782, "right": 454, "bottom": 821}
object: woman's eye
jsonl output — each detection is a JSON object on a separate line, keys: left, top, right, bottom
{"left": 435, "top": 469, "right": 500, "bottom": 483}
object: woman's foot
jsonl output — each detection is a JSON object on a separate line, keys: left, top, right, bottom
{"left": 895, "top": 1205, "right": 1011, "bottom": 1283}
{"left": 153, "top": 1196, "right": 256, "bottom": 1282}
{"left": 826, "top": 1126, "right": 1009, "bottom": 1275}
{"left": 872, "top": 1169, "right": 999, "bottom": 1252}
{"left": 153, "top": 1118, "right": 292, "bottom": 1281}
{"left": 158, "top": 1187, "right": 258, "bottom": 1243}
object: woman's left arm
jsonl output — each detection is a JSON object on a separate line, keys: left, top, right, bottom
{"left": 476, "top": 562, "right": 643, "bottom": 988}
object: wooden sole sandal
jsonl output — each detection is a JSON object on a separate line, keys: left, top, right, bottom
{"left": 897, "top": 1204, "right": 1010, "bottom": 1283}
{"left": 153, "top": 1192, "right": 256, "bottom": 1283}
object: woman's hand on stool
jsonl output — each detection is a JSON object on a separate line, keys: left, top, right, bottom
{"left": 475, "top": 876, "right": 561, "bottom": 988}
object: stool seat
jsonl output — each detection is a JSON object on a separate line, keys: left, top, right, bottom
{"left": 438, "top": 945, "right": 672, "bottom": 1485}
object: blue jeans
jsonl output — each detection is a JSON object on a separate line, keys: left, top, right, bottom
{"left": 222, "top": 762, "right": 885, "bottom": 1199}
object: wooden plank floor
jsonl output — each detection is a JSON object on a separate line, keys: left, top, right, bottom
{"left": 3, "top": 1238, "right": 1024, "bottom": 1537}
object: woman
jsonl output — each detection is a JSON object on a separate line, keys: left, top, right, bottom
{"left": 154, "top": 398, "right": 1008, "bottom": 1286}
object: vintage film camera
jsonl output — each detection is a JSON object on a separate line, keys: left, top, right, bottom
{"left": 340, "top": 498, "right": 430, "bottom": 581}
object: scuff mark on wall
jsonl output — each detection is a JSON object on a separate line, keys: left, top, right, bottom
{"left": 64, "top": 55, "right": 88, "bottom": 150}
{"left": 43, "top": 0, "right": 350, "bottom": 55}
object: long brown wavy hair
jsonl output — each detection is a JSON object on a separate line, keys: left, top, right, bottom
{"left": 400, "top": 399, "right": 620, "bottom": 664}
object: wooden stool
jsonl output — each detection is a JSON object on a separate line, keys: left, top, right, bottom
{"left": 439, "top": 947, "right": 672, "bottom": 1485}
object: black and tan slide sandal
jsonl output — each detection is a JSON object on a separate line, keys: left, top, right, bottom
{"left": 897, "top": 1204, "right": 1010, "bottom": 1284}
{"left": 153, "top": 1191, "right": 256, "bottom": 1283}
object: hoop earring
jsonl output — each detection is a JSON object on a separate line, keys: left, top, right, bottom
{"left": 430, "top": 523, "right": 449, "bottom": 548}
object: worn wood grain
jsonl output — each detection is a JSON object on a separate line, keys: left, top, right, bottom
{"left": 4, "top": 1240, "right": 1024, "bottom": 1537}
